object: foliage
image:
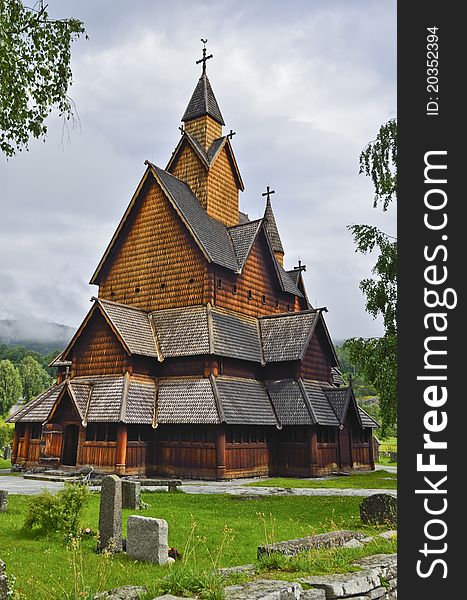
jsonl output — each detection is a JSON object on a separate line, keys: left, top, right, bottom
{"left": 334, "top": 345, "right": 376, "bottom": 397}
{"left": 0, "top": 343, "right": 63, "bottom": 377}
{"left": 345, "top": 335, "right": 397, "bottom": 434}
{"left": 0, "top": 0, "right": 86, "bottom": 156}
{"left": 0, "top": 358, "right": 22, "bottom": 415}
{"left": 18, "top": 355, "right": 52, "bottom": 401}
{"left": 0, "top": 417, "right": 14, "bottom": 447}
{"left": 359, "top": 118, "right": 397, "bottom": 211}
{"left": 23, "top": 483, "right": 89, "bottom": 536}
{"left": 346, "top": 119, "right": 397, "bottom": 433}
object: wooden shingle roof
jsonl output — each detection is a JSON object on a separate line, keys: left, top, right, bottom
{"left": 182, "top": 73, "right": 225, "bottom": 125}
{"left": 9, "top": 374, "right": 378, "bottom": 429}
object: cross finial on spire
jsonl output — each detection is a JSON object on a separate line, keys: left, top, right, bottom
{"left": 227, "top": 129, "right": 236, "bottom": 140}
{"left": 293, "top": 259, "right": 307, "bottom": 272}
{"left": 196, "top": 39, "right": 213, "bottom": 76}
{"left": 262, "top": 186, "right": 275, "bottom": 202}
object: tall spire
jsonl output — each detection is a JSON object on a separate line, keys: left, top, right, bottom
{"left": 182, "top": 40, "right": 225, "bottom": 126}
{"left": 263, "top": 187, "right": 285, "bottom": 265}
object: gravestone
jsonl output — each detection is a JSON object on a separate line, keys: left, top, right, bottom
{"left": 360, "top": 493, "right": 397, "bottom": 526}
{"left": 98, "top": 475, "right": 122, "bottom": 552}
{"left": 126, "top": 516, "right": 168, "bottom": 564}
{"left": 0, "top": 560, "right": 8, "bottom": 600}
{"left": 0, "top": 491, "right": 8, "bottom": 513}
{"left": 122, "top": 480, "right": 141, "bottom": 509}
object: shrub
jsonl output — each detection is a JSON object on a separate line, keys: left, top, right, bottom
{"left": 23, "top": 483, "right": 89, "bottom": 536}
{"left": 0, "top": 418, "right": 14, "bottom": 448}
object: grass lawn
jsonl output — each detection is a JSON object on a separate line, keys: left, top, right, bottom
{"left": 0, "top": 458, "right": 11, "bottom": 469}
{"left": 376, "top": 456, "right": 397, "bottom": 467}
{"left": 247, "top": 470, "right": 397, "bottom": 490}
{"left": 1, "top": 491, "right": 396, "bottom": 599}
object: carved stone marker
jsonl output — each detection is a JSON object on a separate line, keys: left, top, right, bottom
{"left": 122, "top": 480, "right": 141, "bottom": 509}
{"left": 98, "top": 475, "right": 122, "bottom": 552}
{"left": 360, "top": 493, "right": 397, "bottom": 526}
{"left": 0, "top": 491, "right": 8, "bottom": 513}
{"left": 126, "top": 516, "right": 168, "bottom": 564}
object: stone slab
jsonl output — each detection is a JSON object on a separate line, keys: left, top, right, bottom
{"left": 299, "top": 569, "right": 381, "bottom": 598}
{"left": 224, "top": 579, "right": 302, "bottom": 599}
{"left": 258, "top": 531, "right": 366, "bottom": 557}
{"left": 93, "top": 585, "right": 147, "bottom": 599}
{"left": 122, "top": 480, "right": 141, "bottom": 509}
{"left": 126, "top": 516, "right": 168, "bottom": 564}
{"left": 0, "top": 490, "right": 8, "bottom": 512}
{"left": 352, "top": 553, "right": 397, "bottom": 580}
{"left": 98, "top": 475, "right": 122, "bottom": 552}
{"left": 299, "top": 590, "right": 326, "bottom": 599}
{"left": 360, "top": 495, "right": 397, "bottom": 526}
{"left": 0, "top": 560, "right": 8, "bottom": 600}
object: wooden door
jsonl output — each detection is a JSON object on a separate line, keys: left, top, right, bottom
{"left": 62, "top": 425, "right": 79, "bottom": 466}
{"left": 40, "top": 423, "right": 63, "bottom": 463}
{"left": 339, "top": 428, "right": 352, "bottom": 469}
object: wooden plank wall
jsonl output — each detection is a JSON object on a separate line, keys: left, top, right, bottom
{"left": 170, "top": 143, "right": 209, "bottom": 211}
{"left": 206, "top": 147, "right": 239, "bottom": 226}
{"left": 211, "top": 231, "right": 301, "bottom": 316}
{"left": 299, "top": 328, "right": 333, "bottom": 383}
{"left": 225, "top": 443, "right": 269, "bottom": 476}
{"left": 80, "top": 442, "right": 117, "bottom": 468}
{"left": 98, "top": 180, "right": 207, "bottom": 311}
{"left": 184, "top": 116, "right": 222, "bottom": 151}
{"left": 72, "top": 310, "right": 127, "bottom": 377}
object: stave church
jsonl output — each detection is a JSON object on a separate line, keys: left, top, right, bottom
{"left": 8, "top": 44, "right": 378, "bottom": 478}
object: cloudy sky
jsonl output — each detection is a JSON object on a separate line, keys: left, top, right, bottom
{"left": 0, "top": 0, "right": 396, "bottom": 341}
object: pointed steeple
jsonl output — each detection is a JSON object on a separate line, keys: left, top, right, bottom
{"left": 262, "top": 187, "right": 285, "bottom": 265}
{"left": 182, "top": 40, "right": 225, "bottom": 150}
{"left": 182, "top": 74, "right": 225, "bottom": 126}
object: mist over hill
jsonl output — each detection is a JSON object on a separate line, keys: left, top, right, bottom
{"left": 0, "top": 319, "right": 75, "bottom": 355}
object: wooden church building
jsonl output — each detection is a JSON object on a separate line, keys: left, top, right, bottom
{"left": 9, "top": 45, "right": 378, "bottom": 478}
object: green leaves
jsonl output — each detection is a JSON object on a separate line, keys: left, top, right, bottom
{"left": 0, "top": 0, "right": 85, "bottom": 156}
{"left": 0, "top": 358, "right": 22, "bottom": 416}
{"left": 359, "top": 119, "right": 397, "bottom": 211}
{"left": 347, "top": 120, "right": 397, "bottom": 431}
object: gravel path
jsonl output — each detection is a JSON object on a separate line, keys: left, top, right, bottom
{"left": 0, "top": 474, "right": 396, "bottom": 497}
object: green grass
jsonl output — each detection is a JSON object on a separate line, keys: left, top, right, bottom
{"left": 376, "top": 456, "right": 397, "bottom": 467}
{"left": 0, "top": 458, "right": 11, "bottom": 469}
{"left": 1, "top": 492, "right": 395, "bottom": 599}
{"left": 247, "top": 470, "right": 397, "bottom": 490}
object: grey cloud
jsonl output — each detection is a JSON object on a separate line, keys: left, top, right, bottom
{"left": 0, "top": 0, "right": 396, "bottom": 340}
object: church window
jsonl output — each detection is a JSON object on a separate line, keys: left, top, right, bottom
{"left": 262, "top": 294, "right": 266, "bottom": 305}
{"left": 232, "top": 284, "right": 237, "bottom": 295}
{"left": 217, "top": 278, "right": 222, "bottom": 289}
{"left": 248, "top": 290, "right": 252, "bottom": 300}
{"left": 287, "top": 304, "right": 290, "bottom": 312}
{"left": 275, "top": 299, "right": 279, "bottom": 309}
{"left": 135, "top": 287, "right": 141, "bottom": 293}
{"left": 160, "top": 283, "right": 166, "bottom": 289}
{"left": 188, "top": 278, "right": 194, "bottom": 284}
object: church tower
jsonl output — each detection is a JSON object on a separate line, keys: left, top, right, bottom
{"left": 167, "top": 41, "right": 244, "bottom": 227}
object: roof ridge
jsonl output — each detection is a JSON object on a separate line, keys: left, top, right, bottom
{"left": 259, "top": 308, "right": 319, "bottom": 320}
{"left": 227, "top": 218, "right": 263, "bottom": 231}
{"left": 94, "top": 296, "right": 150, "bottom": 314}
{"left": 297, "top": 378, "right": 318, "bottom": 425}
